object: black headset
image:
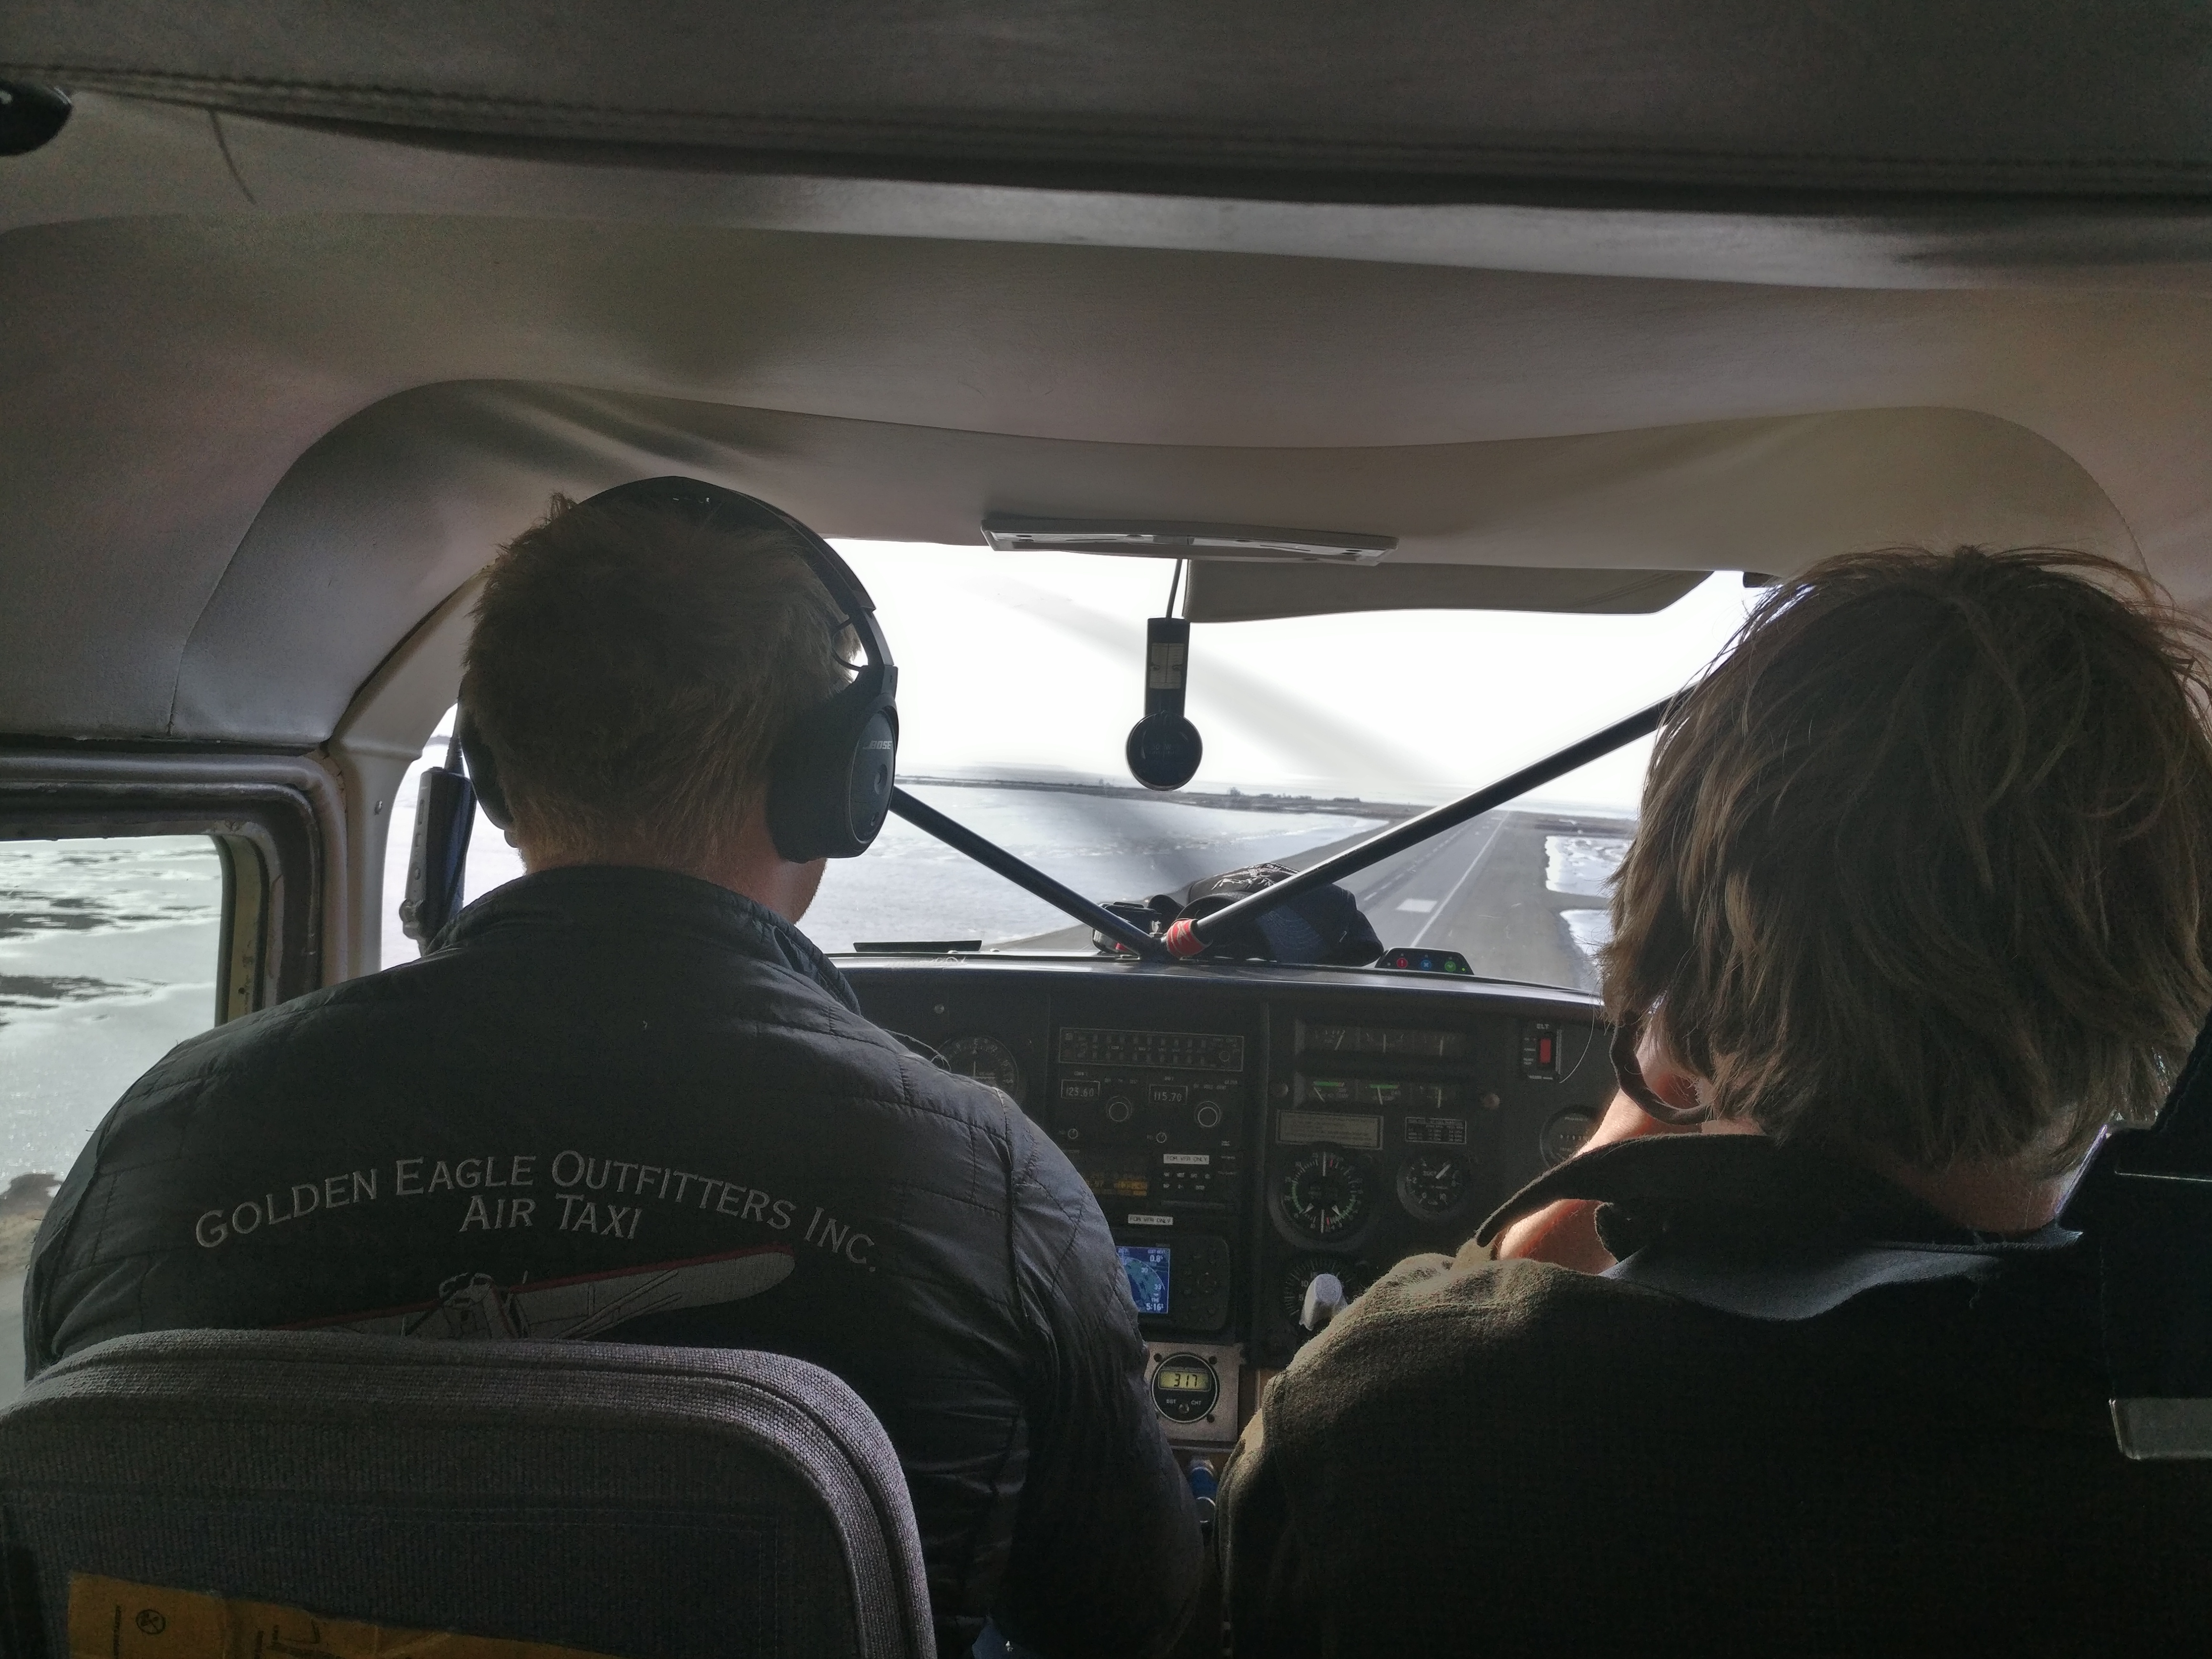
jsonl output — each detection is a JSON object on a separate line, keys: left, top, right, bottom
{"left": 457, "top": 477, "right": 900, "bottom": 862}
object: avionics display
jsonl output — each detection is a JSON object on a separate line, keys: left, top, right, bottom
{"left": 1055, "top": 1024, "right": 1248, "bottom": 1234}
{"left": 1301, "top": 1022, "right": 1468, "bottom": 1059}
{"left": 1303, "top": 1076, "right": 1465, "bottom": 1109}
{"left": 1118, "top": 1244, "right": 1172, "bottom": 1315}
{"left": 1080, "top": 1153, "right": 1153, "bottom": 1201}
{"left": 1155, "top": 1361, "right": 1211, "bottom": 1393}
{"left": 1060, "top": 1027, "right": 1246, "bottom": 1070}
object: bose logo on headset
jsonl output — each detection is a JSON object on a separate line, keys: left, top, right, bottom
{"left": 456, "top": 477, "right": 900, "bottom": 862}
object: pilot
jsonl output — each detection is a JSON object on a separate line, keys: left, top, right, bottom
{"left": 1220, "top": 545, "right": 2212, "bottom": 1650}
{"left": 26, "top": 482, "right": 1200, "bottom": 1659}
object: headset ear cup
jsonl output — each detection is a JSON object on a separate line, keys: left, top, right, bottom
{"left": 767, "top": 667, "right": 898, "bottom": 860}
{"left": 454, "top": 702, "right": 515, "bottom": 832}
{"left": 846, "top": 705, "right": 899, "bottom": 845}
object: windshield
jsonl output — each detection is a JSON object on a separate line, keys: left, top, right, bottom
{"left": 381, "top": 548, "right": 1755, "bottom": 990}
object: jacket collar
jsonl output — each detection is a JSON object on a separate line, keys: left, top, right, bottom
{"left": 436, "top": 865, "right": 860, "bottom": 1012}
{"left": 1477, "top": 1134, "right": 2078, "bottom": 1321}
{"left": 1477, "top": 1133, "right": 2078, "bottom": 1260}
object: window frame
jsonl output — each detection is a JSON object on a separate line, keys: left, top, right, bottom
{"left": 0, "top": 749, "right": 333, "bottom": 1022}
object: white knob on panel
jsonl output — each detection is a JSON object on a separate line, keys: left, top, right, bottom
{"left": 1301, "top": 1272, "right": 1347, "bottom": 1332}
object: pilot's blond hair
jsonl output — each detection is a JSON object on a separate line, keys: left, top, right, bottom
{"left": 464, "top": 493, "right": 851, "bottom": 870}
{"left": 1607, "top": 546, "right": 2212, "bottom": 1174}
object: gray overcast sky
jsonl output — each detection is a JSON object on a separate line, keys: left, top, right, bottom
{"left": 833, "top": 543, "right": 1757, "bottom": 809}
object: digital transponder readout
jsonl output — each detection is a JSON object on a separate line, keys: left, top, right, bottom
{"left": 1117, "top": 1244, "right": 1171, "bottom": 1315}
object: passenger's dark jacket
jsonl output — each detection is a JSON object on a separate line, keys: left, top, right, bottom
{"left": 29, "top": 868, "right": 1199, "bottom": 1659}
{"left": 1222, "top": 1135, "right": 2212, "bottom": 1655}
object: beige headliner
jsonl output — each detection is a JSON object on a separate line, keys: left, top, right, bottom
{"left": 3, "top": 93, "right": 2211, "bottom": 752}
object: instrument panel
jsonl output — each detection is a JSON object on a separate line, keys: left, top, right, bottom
{"left": 845, "top": 955, "right": 1614, "bottom": 1444}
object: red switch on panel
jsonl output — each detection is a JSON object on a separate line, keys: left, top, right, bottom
{"left": 1520, "top": 1020, "right": 1565, "bottom": 1081}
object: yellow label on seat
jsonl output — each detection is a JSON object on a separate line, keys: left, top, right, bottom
{"left": 68, "top": 1574, "right": 624, "bottom": 1659}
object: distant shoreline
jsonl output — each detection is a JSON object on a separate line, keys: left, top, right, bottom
{"left": 897, "top": 775, "right": 1424, "bottom": 819}
{"left": 896, "top": 775, "right": 1638, "bottom": 829}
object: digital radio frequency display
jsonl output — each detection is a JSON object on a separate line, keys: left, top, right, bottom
{"left": 1118, "top": 1244, "right": 1172, "bottom": 1315}
{"left": 1060, "top": 1028, "right": 1245, "bottom": 1071}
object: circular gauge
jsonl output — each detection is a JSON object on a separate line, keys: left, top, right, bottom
{"left": 1397, "top": 1151, "right": 1475, "bottom": 1222}
{"left": 1279, "top": 1255, "right": 1374, "bottom": 1324}
{"left": 1277, "top": 1147, "right": 1372, "bottom": 1241}
{"left": 1150, "top": 1352, "right": 1222, "bottom": 1423}
{"left": 940, "top": 1035, "right": 1026, "bottom": 1106}
{"left": 1540, "top": 1108, "right": 1599, "bottom": 1167}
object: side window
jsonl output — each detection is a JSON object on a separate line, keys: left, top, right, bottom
{"left": 0, "top": 837, "right": 225, "bottom": 1400}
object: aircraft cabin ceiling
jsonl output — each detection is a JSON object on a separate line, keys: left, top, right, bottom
{"left": 3, "top": 3, "right": 2212, "bottom": 746}
{"left": 7, "top": 0, "right": 2211, "bottom": 195}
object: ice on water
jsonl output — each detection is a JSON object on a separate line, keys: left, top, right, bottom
{"left": 1545, "top": 834, "right": 1631, "bottom": 899}
{"left": 0, "top": 837, "right": 224, "bottom": 1247}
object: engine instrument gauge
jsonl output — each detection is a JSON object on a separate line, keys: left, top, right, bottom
{"left": 1278, "top": 1147, "right": 1372, "bottom": 1241}
{"left": 1150, "top": 1351, "right": 1222, "bottom": 1423}
{"left": 941, "top": 1035, "right": 1027, "bottom": 1106}
{"left": 1279, "top": 1255, "right": 1374, "bottom": 1324}
{"left": 1540, "top": 1107, "right": 1598, "bottom": 1167}
{"left": 1397, "top": 1151, "right": 1474, "bottom": 1221}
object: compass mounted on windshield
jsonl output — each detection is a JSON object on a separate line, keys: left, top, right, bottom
{"left": 1127, "top": 614, "right": 1202, "bottom": 791}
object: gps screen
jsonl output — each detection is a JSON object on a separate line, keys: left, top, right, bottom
{"left": 1117, "top": 1244, "right": 1171, "bottom": 1315}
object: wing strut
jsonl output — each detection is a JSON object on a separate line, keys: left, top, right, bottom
{"left": 1160, "top": 698, "right": 1673, "bottom": 959}
{"left": 886, "top": 787, "right": 1167, "bottom": 959}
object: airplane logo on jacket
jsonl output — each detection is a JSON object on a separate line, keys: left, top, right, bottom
{"left": 293, "top": 1245, "right": 796, "bottom": 1342}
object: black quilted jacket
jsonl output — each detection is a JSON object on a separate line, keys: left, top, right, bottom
{"left": 28, "top": 867, "right": 1200, "bottom": 1658}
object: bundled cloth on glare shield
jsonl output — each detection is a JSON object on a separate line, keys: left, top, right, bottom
{"left": 1096, "top": 864, "right": 1382, "bottom": 965}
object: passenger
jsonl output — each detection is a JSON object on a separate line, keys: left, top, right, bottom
{"left": 1220, "top": 546, "right": 2212, "bottom": 1651}
{"left": 26, "top": 488, "right": 1200, "bottom": 1659}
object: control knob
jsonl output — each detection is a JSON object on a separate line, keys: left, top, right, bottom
{"left": 1300, "top": 1272, "right": 1348, "bottom": 1332}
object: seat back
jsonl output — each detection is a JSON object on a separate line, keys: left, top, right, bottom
{"left": 0, "top": 1330, "right": 932, "bottom": 1659}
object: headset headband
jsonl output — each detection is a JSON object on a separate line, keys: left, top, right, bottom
{"left": 583, "top": 477, "right": 894, "bottom": 671}
{"left": 549, "top": 476, "right": 901, "bottom": 863}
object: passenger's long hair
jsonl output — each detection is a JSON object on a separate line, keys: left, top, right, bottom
{"left": 1606, "top": 546, "right": 2212, "bottom": 1174}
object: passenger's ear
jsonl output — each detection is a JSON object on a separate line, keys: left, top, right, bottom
{"left": 1612, "top": 1013, "right": 1709, "bottom": 1125}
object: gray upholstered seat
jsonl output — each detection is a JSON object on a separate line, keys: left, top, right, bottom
{"left": 0, "top": 1330, "right": 932, "bottom": 1659}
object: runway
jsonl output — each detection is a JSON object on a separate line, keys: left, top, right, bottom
{"left": 1340, "top": 809, "right": 1632, "bottom": 991}
{"left": 951, "top": 796, "right": 1635, "bottom": 993}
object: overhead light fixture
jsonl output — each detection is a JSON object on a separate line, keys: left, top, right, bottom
{"left": 982, "top": 514, "right": 1393, "bottom": 565}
